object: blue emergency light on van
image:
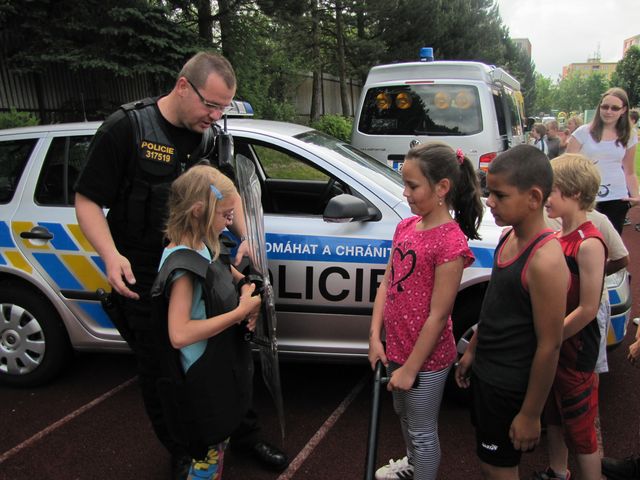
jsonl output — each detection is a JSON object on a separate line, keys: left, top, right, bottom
{"left": 419, "top": 47, "right": 434, "bottom": 62}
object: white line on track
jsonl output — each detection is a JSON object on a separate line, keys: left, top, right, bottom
{"left": 276, "top": 371, "right": 369, "bottom": 480}
{"left": 0, "top": 376, "right": 137, "bottom": 465}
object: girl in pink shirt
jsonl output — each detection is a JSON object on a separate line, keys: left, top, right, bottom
{"left": 369, "top": 142, "right": 482, "bottom": 480}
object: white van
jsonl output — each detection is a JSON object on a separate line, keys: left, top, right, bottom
{"left": 351, "top": 55, "right": 527, "bottom": 171}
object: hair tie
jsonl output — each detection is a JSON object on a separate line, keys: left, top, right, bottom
{"left": 210, "top": 184, "right": 223, "bottom": 199}
{"left": 456, "top": 148, "right": 464, "bottom": 165}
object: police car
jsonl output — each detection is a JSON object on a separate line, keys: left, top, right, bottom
{"left": 0, "top": 118, "right": 632, "bottom": 386}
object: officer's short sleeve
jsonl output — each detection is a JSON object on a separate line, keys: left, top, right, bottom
{"left": 74, "top": 110, "right": 134, "bottom": 208}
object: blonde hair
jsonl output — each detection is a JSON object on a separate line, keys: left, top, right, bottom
{"left": 164, "top": 165, "right": 237, "bottom": 259}
{"left": 567, "top": 115, "right": 583, "bottom": 131}
{"left": 550, "top": 154, "right": 601, "bottom": 211}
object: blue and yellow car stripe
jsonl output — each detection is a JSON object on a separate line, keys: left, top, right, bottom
{"left": 1, "top": 221, "right": 113, "bottom": 329}
{"left": 7, "top": 220, "right": 110, "bottom": 292}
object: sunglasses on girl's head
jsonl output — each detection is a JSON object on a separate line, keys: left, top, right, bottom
{"left": 600, "top": 104, "right": 624, "bottom": 112}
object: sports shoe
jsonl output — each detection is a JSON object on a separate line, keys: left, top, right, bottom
{"left": 531, "top": 467, "right": 571, "bottom": 479}
{"left": 601, "top": 456, "right": 640, "bottom": 480}
{"left": 375, "top": 456, "right": 414, "bottom": 479}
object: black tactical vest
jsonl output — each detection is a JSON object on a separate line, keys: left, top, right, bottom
{"left": 107, "top": 98, "right": 217, "bottom": 257}
{"left": 151, "top": 245, "right": 253, "bottom": 458}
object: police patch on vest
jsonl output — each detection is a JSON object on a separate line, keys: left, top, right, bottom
{"left": 140, "top": 140, "right": 175, "bottom": 163}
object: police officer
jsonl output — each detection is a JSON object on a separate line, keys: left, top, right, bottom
{"left": 75, "top": 52, "right": 288, "bottom": 479}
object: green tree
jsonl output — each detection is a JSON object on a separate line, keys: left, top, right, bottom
{"left": 611, "top": 45, "right": 640, "bottom": 107}
{"left": 375, "top": 0, "right": 507, "bottom": 65}
{"left": 502, "top": 37, "right": 537, "bottom": 116}
{"left": 552, "top": 72, "right": 609, "bottom": 114}
{"left": 532, "top": 74, "right": 555, "bottom": 115}
{"left": 2, "top": 0, "right": 198, "bottom": 83}
{"left": 1, "top": 0, "right": 535, "bottom": 124}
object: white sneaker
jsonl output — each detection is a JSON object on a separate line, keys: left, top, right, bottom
{"left": 375, "top": 456, "right": 414, "bottom": 479}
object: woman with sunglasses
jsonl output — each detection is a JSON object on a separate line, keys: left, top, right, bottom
{"left": 566, "top": 87, "right": 638, "bottom": 233}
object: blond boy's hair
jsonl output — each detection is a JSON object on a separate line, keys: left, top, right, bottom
{"left": 164, "top": 165, "right": 237, "bottom": 259}
{"left": 550, "top": 154, "right": 601, "bottom": 211}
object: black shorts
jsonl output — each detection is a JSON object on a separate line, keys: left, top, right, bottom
{"left": 471, "top": 373, "right": 528, "bottom": 467}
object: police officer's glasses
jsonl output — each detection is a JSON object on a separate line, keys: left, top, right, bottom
{"left": 186, "top": 78, "right": 233, "bottom": 114}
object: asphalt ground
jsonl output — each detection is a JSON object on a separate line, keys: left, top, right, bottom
{"left": 2, "top": 207, "right": 640, "bottom": 480}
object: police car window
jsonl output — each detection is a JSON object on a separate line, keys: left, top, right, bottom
{"left": 295, "top": 130, "right": 403, "bottom": 188}
{"left": 358, "top": 85, "right": 482, "bottom": 136}
{"left": 255, "top": 144, "right": 329, "bottom": 181}
{"left": 35, "top": 136, "right": 91, "bottom": 206}
{"left": 250, "top": 143, "right": 348, "bottom": 215}
{"left": 0, "top": 138, "right": 37, "bottom": 203}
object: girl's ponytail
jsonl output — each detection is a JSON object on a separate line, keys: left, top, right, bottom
{"left": 451, "top": 154, "right": 483, "bottom": 240}
{"left": 406, "top": 143, "right": 483, "bottom": 240}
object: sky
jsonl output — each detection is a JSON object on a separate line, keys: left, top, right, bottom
{"left": 495, "top": 0, "right": 639, "bottom": 80}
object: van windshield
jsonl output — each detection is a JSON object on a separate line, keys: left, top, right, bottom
{"left": 358, "top": 84, "right": 483, "bottom": 136}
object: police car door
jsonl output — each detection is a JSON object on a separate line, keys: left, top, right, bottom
{"left": 9, "top": 127, "right": 115, "bottom": 340}
{"left": 232, "top": 132, "right": 403, "bottom": 358}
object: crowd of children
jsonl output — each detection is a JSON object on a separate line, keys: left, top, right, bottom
{"left": 369, "top": 142, "right": 635, "bottom": 480}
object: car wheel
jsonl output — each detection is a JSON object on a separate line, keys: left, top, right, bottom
{"left": 445, "top": 284, "right": 486, "bottom": 404}
{"left": 0, "top": 282, "right": 72, "bottom": 386}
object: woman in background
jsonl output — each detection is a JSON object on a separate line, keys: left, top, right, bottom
{"left": 566, "top": 87, "right": 639, "bottom": 233}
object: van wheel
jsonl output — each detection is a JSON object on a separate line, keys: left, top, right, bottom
{"left": 0, "top": 283, "right": 72, "bottom": 386}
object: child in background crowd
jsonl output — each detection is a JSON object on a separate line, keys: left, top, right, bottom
{"left": 369, "top": 142, "right": 483, "bottom": 480}
{"left": 455, "top": 145, "right": 569, "bottom": 480}
{"left": 567, "top": 115, "right": 583, "bottom": 134}
{"left": 535, "top": 154, "right": 607, "bottom": 480}
{"left": 531, "top": 123, "right": 549, "bottom": 156}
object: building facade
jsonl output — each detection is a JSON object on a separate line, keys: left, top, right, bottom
{"left": 562, "top": 58, "right": 617, "bottom": 79}
{"left": 512, "top": 38, "right": 532, "bottom": 58}
{"left": 623, "top": 34, "right": 640, "bottom": 56}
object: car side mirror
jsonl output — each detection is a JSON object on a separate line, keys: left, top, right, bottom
{"left": 323, "top": 194, "right": 378, "bottom": 223}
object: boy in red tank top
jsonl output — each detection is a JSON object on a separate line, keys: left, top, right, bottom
{"left": 535, "top": 153, "right": 608, "bottom": 480}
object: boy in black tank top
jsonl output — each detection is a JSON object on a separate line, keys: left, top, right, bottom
{"left": 455, "top": 145, "right": 569, "bottom": 480}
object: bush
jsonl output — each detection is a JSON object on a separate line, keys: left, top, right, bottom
{"left": 0, "top": 108, "right": 39, "bottom": 129}
{"left": 259, "top": 101, "right": 298, "bottom": 122}
{"left": 310, "top": 115, "right": 353, "bottom": 142}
